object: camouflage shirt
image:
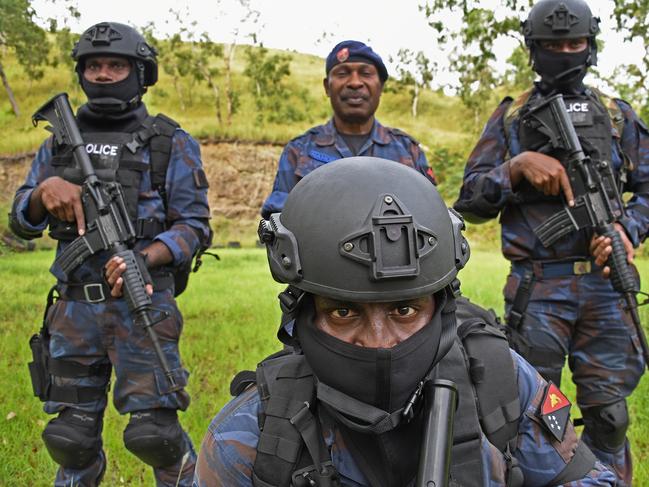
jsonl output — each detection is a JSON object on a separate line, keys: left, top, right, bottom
{"left": 261, "top": 118, "right": 435, "bottom": 219}
{"left": 11, "top": 117, "right": 211, "bottom": 283}
{"left": 453, "top": 87, "right": 649, "bottom": 261}
{"left": 193, "top": 352, "right": 615, "bottom": 486}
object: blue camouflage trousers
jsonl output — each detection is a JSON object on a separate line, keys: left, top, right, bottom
{"left": 504, "top": 267, "right": 644, "bottom": 486}
{"left": 43, "top": 288, "right": 196, "bottom": 486}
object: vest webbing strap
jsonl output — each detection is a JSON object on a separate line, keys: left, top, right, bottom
{"left": 148, "top": 114, "right": 179, "bottom": 212}
{"left": 457, "top": 314, "right": 520, "bottom": 454}
{"left": 253, "top": 354, "right": 318, "bottom": 487}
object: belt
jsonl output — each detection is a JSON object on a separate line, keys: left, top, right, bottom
{"left": 58, "top": 274, "right": 174, "bottom": 303}
{"left": 512, "top": 259, "right": 598, "bottom": 279}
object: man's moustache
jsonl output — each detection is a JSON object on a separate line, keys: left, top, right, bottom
{"left": 340, "top": 92, "right": 369, "bottom": 101}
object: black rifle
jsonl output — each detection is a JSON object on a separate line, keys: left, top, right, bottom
{"left": 525, "top": 93, "right": 649, "bottom": 369}
{"left": 416, "top": 379, "right": 457, "bottom": 487}
{"left": 33, "top": 92, "right": 178, "bottom": 388}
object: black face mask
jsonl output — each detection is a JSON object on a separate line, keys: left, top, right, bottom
{"left": 80, "top": 68, "right": 142, "bottom": 113}
{"left": 297, "top": 290, "right": 456, "bottom": 433}
{"left": 533, "top": 46, "right": 590, "bottom": 93}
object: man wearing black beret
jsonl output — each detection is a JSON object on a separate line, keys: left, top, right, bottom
{"left": 261, "top": 40, "right": 435, "bottom": 218}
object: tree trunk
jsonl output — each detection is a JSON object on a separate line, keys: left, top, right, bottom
{"left": 412, "top": 84, "right": 419, "bottom": 118}
{"left": 0, "top": 61, "right": 20, "bottom": 116}
{"left": 226, "top": 43, "right": 237, "bottom": 125}
{"left": 205, "top": 72, "right": 223, "bottom": 124}
{"left": 173, "top": 75, "right": 186, "bottom": 111}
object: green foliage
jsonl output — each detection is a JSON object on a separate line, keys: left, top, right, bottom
{"left": 243, "top": 46, "right": 310, "bottom": 124}
{"left": 611, "top": 2, "right": 649, "bottom": 120}
{"left": 420, "top": 0, "right": 532, "bottom": 130}
{"left": 0, "top": 0, "right": 49, "bottom": 79}
{"left": 421, "top": 0, "right": 649, "bottom": 128}
{"left": 388, "top": 48, "right": 436, "bottom": 118}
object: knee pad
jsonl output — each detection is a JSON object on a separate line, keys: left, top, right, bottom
{"left": 123, "top": 408, "right": 187, "bottom": 468}
{"left": 42, "top": 408, "right": 103, "bottom": 469}
{"left": 582, "top": 400, "right": 629, "bottom": 453}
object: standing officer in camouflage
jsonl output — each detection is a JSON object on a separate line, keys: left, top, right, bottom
{"left": 195, "top": 157, "right": 615, "bottom": 487}
{"left": 453, "top": 1, "right": 649, "bottom": 483}
{"left": 261, "top": 40, "right": 435, "bottom": 219}
{"left": 10, "top": 22, "right": 211, "bottom": 486}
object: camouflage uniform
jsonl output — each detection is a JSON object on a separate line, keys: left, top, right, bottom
{"left": 260, "top": 118, "right": 435, "bottom": 218}
{"left": 193, "top": 351, "right": 615, "bottom": 486}
{"left": 453, "top": 85, "right": 649, "bottom": 483}
{"left": 11, "top": 109, "right": 210, "bottom": 486}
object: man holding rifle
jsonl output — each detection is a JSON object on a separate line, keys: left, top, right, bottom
{"left": 194, "top": 158, "right": 614, "bottom": 486}
{"left": 454, "top": 1, "right": 649, "bottom": 483}
{"left": 10, "top": 22, "right": 210, "bottom": 486}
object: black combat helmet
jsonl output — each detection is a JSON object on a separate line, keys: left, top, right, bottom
{"left": 522, "top": 0, "right": 599, "bottom": 44}
{"left": 522, "top": 0, "right": 600, "bottom": 89}
{"left": 259, "top": 157, "right": 470, "bottom": 427}
{"left": 72, "top": 22, "right": 158, "bottom": 90}
{"left": 259, "top": 156, "right": 470, "bottom": 302}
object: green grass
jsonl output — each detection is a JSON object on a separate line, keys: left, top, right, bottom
{"left": 0, "top": 248, "right": 648, "bottom": 484}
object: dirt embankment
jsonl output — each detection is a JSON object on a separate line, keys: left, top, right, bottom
{"left": 0, "top": 142, "right": 284, "bottom": 245}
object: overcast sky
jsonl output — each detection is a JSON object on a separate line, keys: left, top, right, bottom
{"left": 31, "top": 0, "right": 643, "bottom": 90}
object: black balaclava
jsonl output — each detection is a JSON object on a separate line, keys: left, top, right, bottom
{"left": 297, "top": 288, "right": 456, "bottom": 431}
{"left": 80, "top": 62, "right": 142, "bottom": 114}
{"left": 533, "top": 44, "right": 591, "bottom": 94}
{"left": 296, "top": 289, "right": 456, "bottom": 487}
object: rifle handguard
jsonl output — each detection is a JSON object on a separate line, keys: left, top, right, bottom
{"left": 601, "top": 226, "right": 638, "bottom": 294}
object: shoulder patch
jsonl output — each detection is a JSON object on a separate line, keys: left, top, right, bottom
{"left": 308, "top": 149, "right": 338, "bottom": 164}
{"left": 539, "top": 382, "right": 571, "bottom": 442}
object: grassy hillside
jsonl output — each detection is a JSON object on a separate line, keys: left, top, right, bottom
{"left": 0, "top": 42, "right": 476, "bottom": 156}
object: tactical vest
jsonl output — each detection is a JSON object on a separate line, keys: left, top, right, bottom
{"left": 504, "top": 87, "right": 629, "bottom": 202}
{"left": 231, "top": 298, "right": 524, "bottom": 487}
{"left": 48, "top": 114, "right": 179, "bottom": 241}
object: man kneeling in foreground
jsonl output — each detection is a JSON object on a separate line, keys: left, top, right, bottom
{"left": 194, "top": 157, "right": 614, "bottom": 486}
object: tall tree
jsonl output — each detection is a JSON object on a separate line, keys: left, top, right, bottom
{"left": 390, "top": 48, "right": 436, "bottom": 118}
{"left": 612, "top": 3, "right": 649, "bottom": 120}
{"left": 421, "top": 1, "right": 649, "bottom": 128}
{"left": 243, "top": 46, "right": 308, "bottom": 124}
{"left": 0, "top": 0, "right": 51, "bottom": 116}
{"left": 421, "top": 0, "right": 530, "bottom": 128}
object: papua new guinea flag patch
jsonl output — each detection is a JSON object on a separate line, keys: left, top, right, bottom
{"left": 540, "top": 381, "right": 571, "bottom": 442}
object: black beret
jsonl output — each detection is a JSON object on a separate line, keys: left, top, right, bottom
{"left": 325, "top": 40, "right": 388, "bottom": 82}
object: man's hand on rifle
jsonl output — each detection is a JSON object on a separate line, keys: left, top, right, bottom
{"left": 29, "top": 176, "right": 86, "bottom": 235}
{"left": 590, "top": 222, "right": 635, "bottom": 278}
{"left": 508, "top": 151, "right": 575, "bottom": 206}
{"left": 105, "top": 253, "right": 154, "bottom": 298}
{"left": 104, "top": 241, "right": 173, "bottom": 297}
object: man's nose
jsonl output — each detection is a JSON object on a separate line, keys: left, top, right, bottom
{"left": 346, "top": 71, "right": 363, "bottom": 87}
{"left": 96, "top": 65, "right": 113, "bottom": 79}
{"left": 355, "top": 316, "right": 398, "bottom": 349}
